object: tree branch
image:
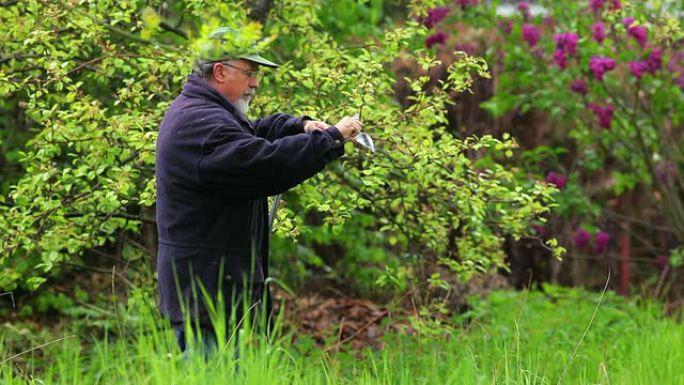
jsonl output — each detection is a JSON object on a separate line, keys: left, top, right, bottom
{"left": 249, "top": 0, "right": 274, "bottom": 25}
{"left": 0, "top": 53, "right": 42, "bottom": 65}
{"left": 63, "top": 212, "right": 156, "bottom": 225}
{"left": 159, "top": 21, "right": 188, "bottom": 39}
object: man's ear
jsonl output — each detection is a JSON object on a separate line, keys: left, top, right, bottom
{"left": 212, "top": 63, "right": 226, "bottom": 83}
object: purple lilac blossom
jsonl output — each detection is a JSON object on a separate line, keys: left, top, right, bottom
{"left": 630, "top": 49, "right": 662, "bottom": 78}
{"left": 592, "top": 22, "right": 606, "bottom": 43}
{"left": 553, "top": 49, "right": 567, "bottom": 68}
{"left": 454, "top": 43, "right": 478, "bottom": 55}
{"left": 628, "top": 25, "right": 648, "bottom": 47}
{"left": 667, "top": 49, "right": 684, "bottom": 90}
{"left": 545, "top": 172, "right": 568, "bottom": 190}
{"left": 426, "top": 31, "right": 448, "bottom": 48}
{"left": 589, "top": 56, "right": 616, "bottom": 81}
{"left": 594, "top": 231, "right": 610, "bottom": 254}
{"left": 629, "top": 61, "right": 648, "bottom": 79}
{"left": 554, "top": 175, "right": 568, "bottom": 190}
{"left": 622, "top": 16, "right": 635, "bottom": 28}
{"left": 544, "top": 171, "right": 557, "bottom": 185}
{"left": 518, "top": 1, "right": 531, "bottom": 21}
{"left": 555, "top": 32, "right": 578, "bottom": 55}
{"left": 571, "top": 79, "right": 588, "bottom": 95}
{"left": 589, "top": 0, "right": 604, "bottom": 11}
{"left": 666, "top": 49, "right": 684, "bottom": 73}
{"left": 532, "top": 224, "right": 546, "bottom": 237}
{"left": 573, "top": 228, "right": 591, "bottom": 248}
{"left": 456, "top": 0, "right": 479, "bottom": 8}
{"left": 675, "top": 77, "right": 684, "bottom": 90}
{"left": 588, "top": 103, "right": 614, "bottom": 129}
{"left": 423, "top": 7, "right": 450, "bottom": 29}
{"left": 498, "top": 19, "right": 513, "bottom": 34}
{"left": 543, "top": 16, "right": 556, "bottom": 29}
{"left": 522, "top": 24, "right": 541, "bottom": 47}
{"left": 646, "top": 48, "right": 662, "bottom": 73}
{"left": 675, "top": 77, "right": 684, "bottom": 89}
{"left": 610, "top": 0, "right": 622, "bottom": 9}
{"left": 554, "top": 32, "right": 578, "bottom": 70}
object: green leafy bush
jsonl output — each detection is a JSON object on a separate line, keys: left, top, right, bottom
{"left": 0, "top": 0, "right": 559, "bottom": 298}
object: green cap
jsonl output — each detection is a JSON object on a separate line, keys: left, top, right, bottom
{"left": 199, "top": 27, "right": 279, "bottom": 68}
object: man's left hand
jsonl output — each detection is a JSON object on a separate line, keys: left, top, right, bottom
{"left": 303, "top": 120, "right": 328, "bottom": 133}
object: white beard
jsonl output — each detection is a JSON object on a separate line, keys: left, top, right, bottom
{"left": 233, "top": 96, "right": 251, "bottom": 115}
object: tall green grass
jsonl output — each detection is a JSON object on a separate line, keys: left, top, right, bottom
{"left": 2, "top": 286, "right": 683, "bottom": 384}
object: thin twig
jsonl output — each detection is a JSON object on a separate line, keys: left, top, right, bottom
{"left": 68, "top": 56, "right": 109, "bottom": 74}
{"left": 62, "top": 262, "right": 134, "bottom": 288}
{"left": 338, "top": 43, "right": 380, "bottom": 51}
{"left": 603, "top": 209, "right": 672, "bottom": 232}
{"left": 0, "top": 292, "right": 15, "bottom": 308}
{"left": 218, "top": 300, "right": 263, "bottom": 368}
{"left": 63, "top": 212, "right": 156, "bottom": 225}
{"left": 335, "top": 317, "right": 346, "bottom": 346}
{"left": 0, "top": 335, "right": 76, "bottom": 365}
{"left": 654, "top": 265, "right": 670, "bottom": 300}
{"left": 323, "top": 310, "right": 388, "bottom": 352}
{"left": 556, "top": 270, "right": 611, "bottom": 385}
{"left": 564, "top": 254, "right": 663, "bottom": 264}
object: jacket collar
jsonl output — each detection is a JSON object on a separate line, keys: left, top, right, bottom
{"left": 182, "top": 74, "right": 253, "bottom": 129}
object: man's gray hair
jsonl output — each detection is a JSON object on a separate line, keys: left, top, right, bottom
{"left": 192, "top": 60, "right": 219, "bottom": 80}
{"left": 193, "top": 58, "right": 242, "bottom": 79}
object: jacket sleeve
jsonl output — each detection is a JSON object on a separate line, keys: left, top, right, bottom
{"left": 252, "top": 113, "right": 310, "bottom": 141}
{"left": 198, "top": 123, "right": 345, "bottom": 199}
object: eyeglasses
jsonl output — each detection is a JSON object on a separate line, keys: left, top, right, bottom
{"left": 220, "top": 62, "right": 259, "bottom": 79}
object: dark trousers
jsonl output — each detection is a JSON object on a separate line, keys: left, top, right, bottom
{"left": 172, "top": 283, "right": 273, "bottom": 357}
{"left": 175, "top": 325, "right": 219, "bottom": 358}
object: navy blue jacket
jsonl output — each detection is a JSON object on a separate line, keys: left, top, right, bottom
{"left": 156, "top": 74, "right": 345, "bottom": 325}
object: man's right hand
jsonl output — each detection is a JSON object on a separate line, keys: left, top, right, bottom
{"left": 333, "top": 116, "right": 363, "bottom": 140}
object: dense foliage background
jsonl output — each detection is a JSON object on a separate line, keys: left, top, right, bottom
{"left": 0, "top": 0, "right": 682, "bottom": 334}
{"left": 2, "top": 0, "right": 684, "bottom": 383}
{"left": 0, "top": 0, "right": 559, "bottom": 313}
{"left": 417, "top": 0, "right": 683, "bottom": 298}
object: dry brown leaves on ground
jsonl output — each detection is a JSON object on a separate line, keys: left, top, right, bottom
{"left": 274, "top": 291, "right": 405, "bottom": 351}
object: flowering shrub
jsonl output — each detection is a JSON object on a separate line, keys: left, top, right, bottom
{"left": 420, "top": 0, "right": 684, "bottom": 265}
{"left": 573, "top": 228, "right": 591, "bottom": 249}
{"left": 522, "top": 24, "right": 541, "bottom": 47}
{"left": 545, "top": 172, "right": 568, "bottom": 190}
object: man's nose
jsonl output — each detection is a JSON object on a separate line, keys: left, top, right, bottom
{"left": 249, "top": 77, "right": 259, "bottom": 88}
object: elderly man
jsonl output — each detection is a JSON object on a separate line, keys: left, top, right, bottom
{"left": 155, "top": 27, "right": 361, "bottom": 353}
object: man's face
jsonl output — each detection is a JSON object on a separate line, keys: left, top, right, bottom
{"left": 210, "top": 59, "right": 259, "bottom": 113}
